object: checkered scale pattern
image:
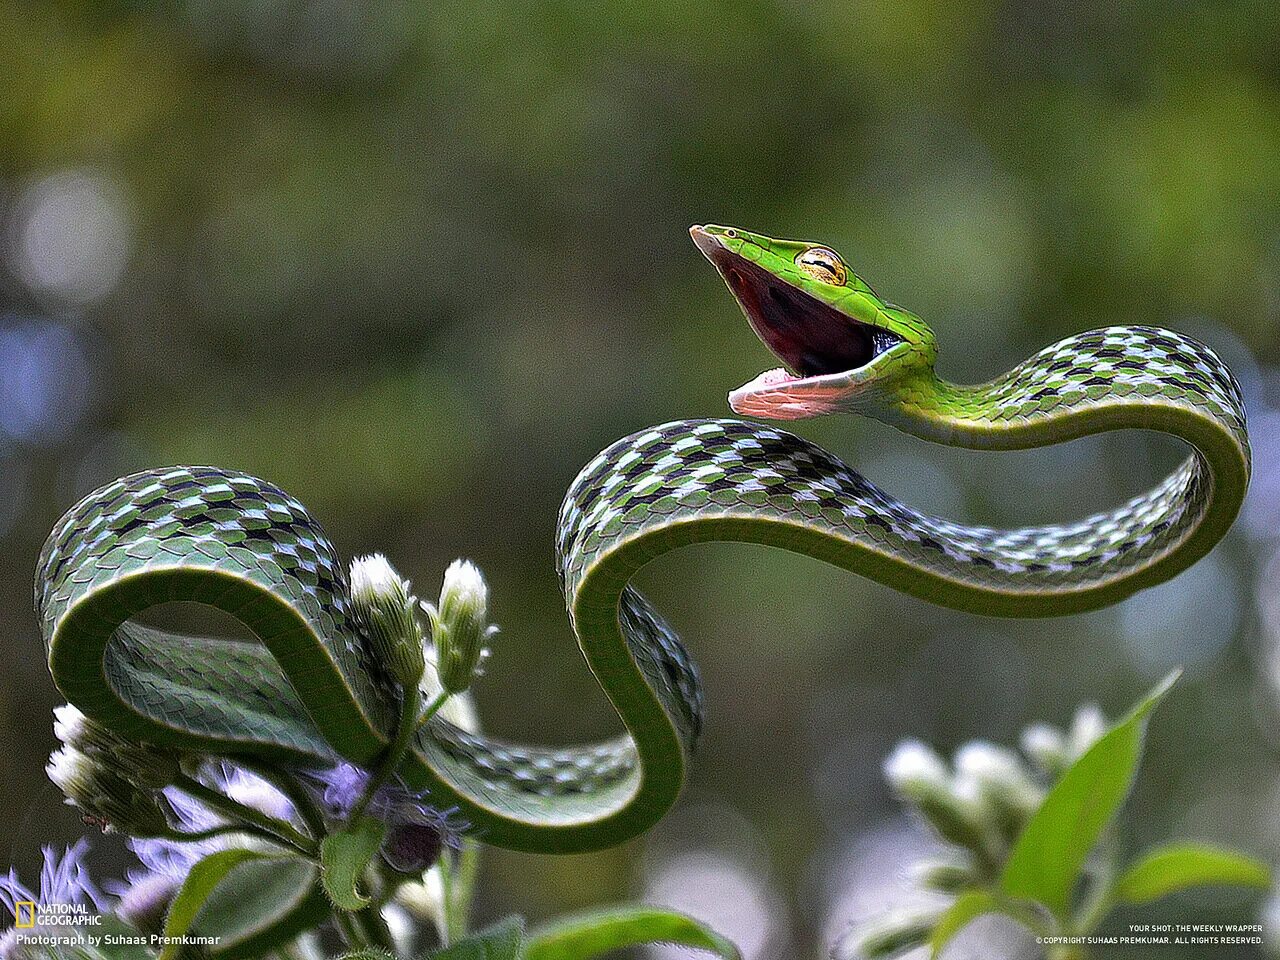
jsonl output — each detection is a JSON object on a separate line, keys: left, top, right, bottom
{"left": 549, "top": 329, "right": 1248, "bottom": 772}
{"left": 917, "top": 326, "right": 1247, "bottom": 442}
{"left": 37, "top": 466, "right": 394, "bottom": 748}
{"left": 30, "top": 323, "right": 1251, "bottom": 842}
{"left": 559, "top": 329, "right": 1247, "bottom": 593}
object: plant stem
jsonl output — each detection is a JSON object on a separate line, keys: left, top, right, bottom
{"left": 351, "top": 685, "right": 425, "bottom": 822}
{"left": 416, "top": 691, "right": 451, "bottom": 731}
{"left": 162, "top": 824, "right": 287, "bottom": 846}
{"left": 451, "top": 839, "right": 480, "bottom": 938}
{"left": 1072, "top": 844, "right": 1118, "bottom": 938}
{"left": 439, "top": 851, "right": 456, "bottom": 947}
{"left": 171, "top": 772, "right": 317, "bottom": 857}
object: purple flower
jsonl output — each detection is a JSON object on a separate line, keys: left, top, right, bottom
{"left": 0, "top": 841, "right": 106, "bottom": 958}
{"left": 124, "top": 762, "right": 294, "bottom": 882}
{"left": 305, "top": 762, "right": 465, "bottom": 831}
{"left": 303, "top": 762, "right": 468, "bottom": 872}
{"left": 309, "top": 762, "right": 370, "bottom": 820}
{"left": 110, "top": 762, "right": 297, "bottom": 933}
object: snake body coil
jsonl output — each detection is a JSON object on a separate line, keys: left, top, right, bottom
{"left": 36, "top": 226, "right": 1250, "bottom": 852}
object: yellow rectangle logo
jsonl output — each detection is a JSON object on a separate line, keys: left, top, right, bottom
{"left": 14, "top": 902, "right": 36, "bottom": 928}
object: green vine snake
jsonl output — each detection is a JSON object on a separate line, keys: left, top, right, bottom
{"left": 36, "top": 225, "right": 1250, "bottom": 853}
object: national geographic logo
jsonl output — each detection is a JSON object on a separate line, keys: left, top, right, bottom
{"left": 11, "top": 902, "right": 102, "bottom": 927}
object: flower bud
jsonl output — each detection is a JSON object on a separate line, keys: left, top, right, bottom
{"left": 350, "top": 554, "right": 426, "bottom": 688}
{"left": 884, "top": 740, "right": 991, "bottom": 854}
{"left": 955, "top": 741, "right": 1044, "bottom": 830}
{"left": 381, "top": 822, "right": 444, "bottom": 874}
{"left": 115, "top": 873, "right": 181, "bottom": 934}
{"left": 46, "top": 746, "right": 95, "bottom": 808}
{"left": 53, "top": 704, "right": 180, "bottom": 789}
{"left": 424, "top": 560, "right": 497, "bottom": 694}
{"left": 883, "top": 739, "right": 949, "bottom": 799}
{"left": 47, "top": 746, "right": 171, "bottom": 837}
{"left": 909, "top": 856, "right": 977, "bottom": 893}
{"left": 832, "top": 906, "right": 943, "bottom": 960}
{"left": 1068, "top": 703, "right": 1107, "bottom": 760}
{"left": 1020, "top": 722, "right": 1068, "bottom": 777}
{"left": 52, "top": 703, "right": 89, "bottom": 745}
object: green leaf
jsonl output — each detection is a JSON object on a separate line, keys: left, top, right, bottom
{"left": 1115, "top": 843, "right": 1271, "bottom": 904}
{"left": 427, "top": 916, "right": 525, "bottom": 960}
{"left": 321, "top": 816, "right": 386, "bottom": 911}
{"left": 199, "top": 859, "right": 328, "bottom": 959}
{"left": 525, "top": 906, "right": 741, "bottom": 960}
{"left": 158, "top": 848, "right": 272, "bottom": 960}
{"left": 1001, "top": 670, "right": 1179, "bottom": 917}
{"left": 929, "top": 892, "right": 999, "bottom": 958}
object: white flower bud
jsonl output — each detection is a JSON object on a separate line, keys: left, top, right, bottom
{"left": 47, "top": 746, "right": 170, "bottom": 836}
{"left": 53, "top": 704, "right": 88, "bottom": 745}
{"left": 883, "top": 739, "right": 950, "bottom": 798}
{"left": 47, "top": 746, "right": 94, "bottom": 802}
{"left": 884, "top": 740, "right": 995, "bottom": 855}
{"left": 349, "top": 554, "right": 426, "bottom": 688}
{"left": 955, "top": 740, "right": 1044, "bottom": 836}
{"left": 350, "top": 553, "right": 407, "bottom": 607}
{"left": 1020, "top": 723, "right": 1067, "bottom": 775}
{"left": 955, "top": 741, "right": 1022, "bottom": 781}
{"left": 957, "top": 742, "right": 1041, "bottom": 797}
{"left": 425, "top": 560, "right": 497, "bottom": 695}
{"left": 1068, "top": 703, "right": 1107, "bottom": 760}
{"left": 53, "top": 704, "right": 180, "bottom": 789}
{"left": 949, "top": 772, "right": 991, "bottom": 820}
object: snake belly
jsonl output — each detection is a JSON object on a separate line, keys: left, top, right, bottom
{"left": 35, "top": 326, "right": 1249, "bottom": 852}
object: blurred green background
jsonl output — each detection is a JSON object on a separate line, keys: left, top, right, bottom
{"left": 2, "top": 1, "right": 1280, "bottom": 957}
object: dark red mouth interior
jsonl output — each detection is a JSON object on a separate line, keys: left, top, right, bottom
{"left": 707, "top": 247, "right": 896, "bottom": 377}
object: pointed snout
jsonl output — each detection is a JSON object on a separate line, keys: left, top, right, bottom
{"left": 690, "top": 223, "right": 747, "bottom": 261}
{"left": 689, "top": 224, "right": 720, "bottom": 259}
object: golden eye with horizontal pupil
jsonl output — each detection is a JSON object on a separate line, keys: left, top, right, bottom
{"left": 795, "top": 246, "right": 848, "bottom": 286}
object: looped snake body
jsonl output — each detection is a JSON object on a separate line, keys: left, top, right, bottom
{"left": 36, "top": 226, "right": 1250, "bottom": 852}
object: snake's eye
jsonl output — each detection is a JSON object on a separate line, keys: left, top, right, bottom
{"left": 795, "top": 247, "right": 847, "bottom": 286}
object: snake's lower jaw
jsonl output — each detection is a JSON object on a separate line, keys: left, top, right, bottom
{"left": 728, "top": 367, "right": 856, "bottom": 420}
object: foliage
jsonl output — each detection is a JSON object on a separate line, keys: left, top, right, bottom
{"left": 838, "top": 673, "right": 1271, "bottom": 960}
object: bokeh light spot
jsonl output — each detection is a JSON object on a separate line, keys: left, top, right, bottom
{"left": 10, "top": 170, "right": 131, "bottom": 306}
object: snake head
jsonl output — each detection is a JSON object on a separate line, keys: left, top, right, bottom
{"left": 691, "top": 224, "right": 935, "bottom": 420}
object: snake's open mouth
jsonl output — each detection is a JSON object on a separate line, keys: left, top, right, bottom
{"left": 692, "top": 226, "right": 902, "bottom": 418}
